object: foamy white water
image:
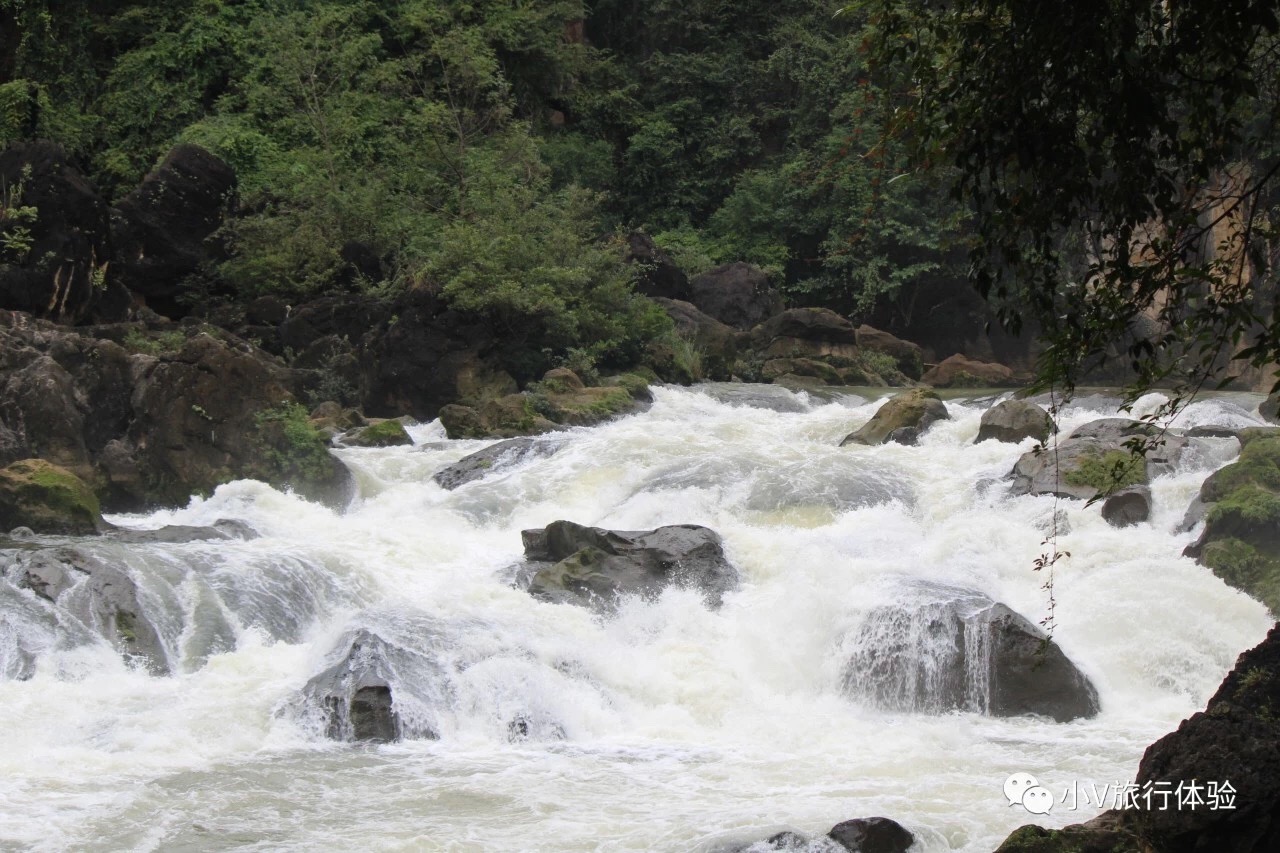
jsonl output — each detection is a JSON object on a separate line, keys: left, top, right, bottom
{"left": 0, "top": 385, "right": 1271, "bottom": 852}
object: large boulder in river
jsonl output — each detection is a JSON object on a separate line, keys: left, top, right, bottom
{"left": 689, "top": 262, "right": 783, "bottom": 330}
{"left": 298, "top": 619, "right": 453, "bottom": 743}
{"left": 519, "top": 520, "right": 740, "bottom": 609}
{"left": 1184, "top": 432, "right": 1280, "bottom": 615}
{"left": 977, "top": 399, "right": 1052, "bottom": 444}
{"left": 0, "top": 459, "right": 102, "bottom": 535}
{"left": 841, "top": 388, "right": 950, "bottom": 446}
{"left": 842, "top": 583, "right": 1099, "bottom": 722}
{"left": 1101, "top": 485, "right": 1151, "bottom": 527}
{"left": 0, "top": 142, "right": 129, "bottom": 324}
{"left": 110, "top": 144, "right": 236, "bottom": 318}
{"left": 1010, "top": 418, "right": 1188, "bottom": 501}
{"left": 438, "top": 371, "right": 651, "bottom": 439}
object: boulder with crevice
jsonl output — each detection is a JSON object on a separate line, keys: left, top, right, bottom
{"left": 519, "top": 520, "right": 740, "bottom": 610}
{"left": 1101, "top": 485, "right": 1151, "bottom": 527}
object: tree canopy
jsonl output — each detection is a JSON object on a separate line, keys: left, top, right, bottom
{"left": 855, "top": 0, "right": 1280, "bottom": 402}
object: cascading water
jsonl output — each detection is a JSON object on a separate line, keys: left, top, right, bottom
{"left": 0, "top": 385, "right": 1272, "bottom": 851}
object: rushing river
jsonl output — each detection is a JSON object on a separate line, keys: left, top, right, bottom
{"left": 0, "top": 385, "right": 1272, "bottom": 852}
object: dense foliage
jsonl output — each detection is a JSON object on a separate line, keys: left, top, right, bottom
{"left": 856, "top": 0, "right": 1280, "bottom": 400}
{"left": 0, "top": 0, "right": 967, "bottom": 355}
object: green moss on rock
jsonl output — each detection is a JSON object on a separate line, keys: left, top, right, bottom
{"left": 1062, "top": 449, "right": 1146, "bottom": 494}
{"left": 0, "top": 458, "right": 103, "bottom": 535}
{"left": 345, "top": 419, "right": 412, "bottom": 448}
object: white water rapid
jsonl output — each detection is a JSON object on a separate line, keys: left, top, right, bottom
{"left": 0, "top": 385, "right": 1272, "bottom": 852}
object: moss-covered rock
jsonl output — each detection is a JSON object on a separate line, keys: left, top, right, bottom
{"left": 1186, "top": 435, "right": 1280, "bottom": 613}
{"left": 343, "top": 419, "right": 413, "bottom": 448}
{"left": 0, "top": 459, "right": 104, "bottom": 535}
{"left": 840, "top": 388, "right": 950, "bottom": 446}
{"left": 439, "top": 375, "right": 652, "bottom": 439}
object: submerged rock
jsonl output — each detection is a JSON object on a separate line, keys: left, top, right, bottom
{"left": 18, "top": 547, "right": 170, "bottom": 674}
{"left": 841, "top": 388, "right": 950, "bottom": 446}
{"left": 0, "top": 459, "right": 103, "bottom": 535}
{"left": 519, "top": 520, "right": 740, "bottom": 610}
{"left": 106, "top": 519, "right": 258, "bottom": 544}
{"left": 842, "top": 583, "right": 1099, "bottom": 722}
{"left": 432, "top": 437, "right": 563, "bottom": 490}
{"left": 977, "top": 400, "right": 1052, "bottom": 444}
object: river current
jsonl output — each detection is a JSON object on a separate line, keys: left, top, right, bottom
{"left": 0, "top": 385, "right": 1271, "bottom": 852}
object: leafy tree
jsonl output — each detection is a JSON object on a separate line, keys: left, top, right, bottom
{"left": 855, "top": 0, "right": 1280, "bottom": 402}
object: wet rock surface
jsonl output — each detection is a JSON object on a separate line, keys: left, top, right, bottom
{"left": 977, "top": 399, "right": 1052, "bottom": 444}
{"left": 519, "top": 520, "right": 740, "bottom": 610}
{"left": 432, "top": 437, "right": 564, "bottom": 490}
{"left": 842, "top": 583, "right": 1100, "bottom": 722}
{"left": 1009, "top": 418, "right": 1188, "bottom": 501}
{"left": 841, "top": 388, "right": 950, "bottom": 446}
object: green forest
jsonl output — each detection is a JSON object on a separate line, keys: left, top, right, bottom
{"left": 3, "top": 0, "right": 1279, "bottom": 396}
{"left": 0, "top": 0, "right": 967, "bottom": 363}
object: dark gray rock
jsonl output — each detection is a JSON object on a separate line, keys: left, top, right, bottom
{"left": 842, "top": 583, "right": 1099, "bottom": 722}
{"left": 432, "top": 438, "right": 563, "bottom": 490}
{"left": 19, "top": 547, "right": 170, "bottom": 675}
{"left": 625, "top": 232, "right": 690, "bottom": 301}
{"left": 519, "top": 520, "right": 740, "bottom": 610}
{"left": 106, "top": 519, "right": 258, "bottom": 544}
{"left": 1101, "top": 485, "right": 1151, "bottom": 527}
{"left": 689, "top": 262, "right": 783, "bottom": 330}
{"left": 827, "top": 817, "right": 914, "bottom": 853}
{"left": 1009, "top": 418, "right": 1188, "bottom": 500}
{"left": 977, "top": 400, "right": 1052, "bottom": 444}
{"left": 300, "top": 623, "right": 449, "bottom": 743}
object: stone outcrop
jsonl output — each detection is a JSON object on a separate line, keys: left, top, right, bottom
{"left": 841, "top": 388, "right": 950, "bottom": 446}
{"left": 855, "top": 325, "right": 924, "bottom": 380}
{"left": 0, "top": 459, "right": 103, "bottom": 535}
{"left": 625, "top": 232, "right": 690, "bottom": 301}
{"left": 110, "top": 144, "right": 236, "bottom": 318}
{"left": 997, "top": 624, "right": 1280, "bottom": 852}
{"left": 715, "top": 816, "right": 914, "bottom": 853}
{"left": 0, "top": 141, "right": 129, "bottom": 324}
{"left": 518, "top": 520, "right": 740, "bottom": 610}
{"left": 18, "top": 546, "right": 170, "bottom": 674}
{"left": 649, "top": 297, "right": 738, "bottom": 382}
{"left": 977, "top": 400, "right": 1052, "bottom": 444}
{"left": 1184, "top": 431, "right": 1280, "bottom": 615}
{"left": 0, "top": 309, "right": 350, "bottom": 511}
{"left": 921, "top": 352, "right": 1017, "bottom": 387}
{"left": 1009, "top": 418, "right": 1188, "bottom": 501}
{"left": 338, "top": 419, "right": 412, "bottom": 448}
{"left": 842, "top": 583, "right": 1100, "bottom": 722}
{"left": 689, "top": 262, "right": 783, "bottom": 330}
